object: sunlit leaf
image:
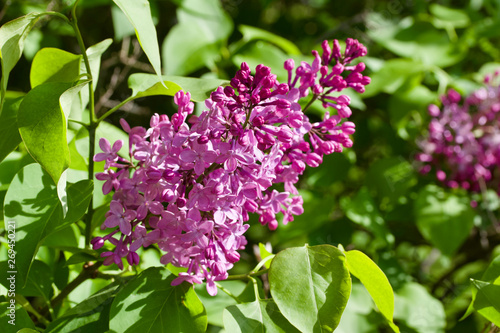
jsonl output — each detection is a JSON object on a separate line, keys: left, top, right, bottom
{"left": 471, "top": 279, "right": 500, "bottom": 326}
{"left": 0, "top": 96, "right": 23, "bottom": 163}
{"left": 415, "top": 185, "right": 475, "bottom": 256}
{"left": 367, "top": 15, "right": 466, "bottom": 67}
{"left": 195, "top": 280, "right": 246, "bottom": 327}
{"left": 0, "top": 302, "right": 36, "bottom": 333}
{"left": 128, "top": 73, "right": 228, "bottom": 102}
{"left": 345, "top": 250, "right": 399, "bottom": 332}
{"left": 3, "top": 164, "right": 92, "bottom": 287}
{"left": 0, "top": 13, "right": 40, "bottom": 114}
{"left": 30, "top": 48, "right": 82, "bottom": 88}
{"left": 109, "top": 267, "right": 207, "bottom": 333}
{"left": 393, "top": 283, "right": 446, "bottom": 333}
{"left": 268, "top": 244, "right": 351, "bottom": 333}
{"left": 429, "top": 4, "right": 470, "bottom": 29}
{"left": 18, "top": 82, "right": 73, "bottom": 185}
{"left": 0, "top": 260, "right": 53, "bottom": 300}
{"left": 112, "top": 0, "right": 162, "bottom": 79}
{"left": 163, "top": 0, "right": 232, "bottom": 75}
{"left": 45, "top": 283, "right": 121, "bottom": 333}
{"left": 223, "top": 299, "right": 301, "bottom": 333}
{"left": 234, "top": 25, "right": 301, "bottom": 55}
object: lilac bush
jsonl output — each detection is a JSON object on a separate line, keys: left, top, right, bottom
{"left": 416, "top": 71, "right": 500, "bottom": 194}
{"left": 93, "top": 38, "right": 370, "bottom": 295}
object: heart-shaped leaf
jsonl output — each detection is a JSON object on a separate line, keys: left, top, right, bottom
{"left": 268, "top": 244, "right": 351, "bottom": 333}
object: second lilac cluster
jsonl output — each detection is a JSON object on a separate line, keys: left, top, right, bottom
{"left": 416, "top": 72, "right": 500, "bottom": 193}
{"left": 92, "top": 38, "right": 370, "bottom": 295}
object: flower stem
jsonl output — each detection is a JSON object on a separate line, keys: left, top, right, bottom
{"left": 215, "top": 282, "right": 242, "bottom": 303}
{"left": 50, "top": 262, "right": 103, "bottom": 308}
{"left": 303, "top": 94, "right": 319, "bottom": 113}
{"left": 226, "top": 268, "right": 269, "bottom": 281}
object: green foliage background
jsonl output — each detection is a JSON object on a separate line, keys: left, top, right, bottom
{"left": 1, "top": 0, "right": 500, "bottom": 332}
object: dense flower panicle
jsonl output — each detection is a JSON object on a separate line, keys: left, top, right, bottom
{"left": 416, "top": 71, "right": 500, "bottom": 193}
{"left": 93, "top": 39, "right": 370, "bottom": 295}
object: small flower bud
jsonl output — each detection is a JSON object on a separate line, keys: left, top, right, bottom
{"left": 284, "top": 59, "right": 295, "bottom": 71}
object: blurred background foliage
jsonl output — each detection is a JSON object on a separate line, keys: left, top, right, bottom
{"left": 1, "top": 0, "right": 500, "bottom": 332}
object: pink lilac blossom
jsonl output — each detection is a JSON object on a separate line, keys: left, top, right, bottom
{"left": 416, "top": 71, "right": 500, "bottom": 193}
{"left": 93, "top": 38, "right": 370, "bottom": 295}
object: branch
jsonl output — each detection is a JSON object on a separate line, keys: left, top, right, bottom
{"left": 50, "top": 261, "right": 103, "bottom": 308}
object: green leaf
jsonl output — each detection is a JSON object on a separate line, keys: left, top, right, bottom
{"left": 429, "top": 4, "right": 470, "bottom": 29}
{"left": 259, "top": 243, "right": 273, "bottom": 269}
{"left": 65, "top": 251, "right": 100, "bottom": 266}
{"left": 45, "top": 283, "right": 121, "bottom": 333}
{"left": 388, "top": 84, "right": 436, "bottom": 140}
{"left": 340, "top": 187, "right": 394, "bottom": 245}
{"left": 111, "top": 5, "right": 136, "bottom": 41}
{"left": 335, "top": 284, "right": 378, "bottom": 333}
{"left": 471, "top": 279, "right": 500, "bottom": 326}
{"left": 393, "top": 283, "right": 446, "bottom": 333}
{"left": 0, "top": 302, "right": 36, "bottom": 333}
{"left": 163, "top": 0, "right": 232, "bottom": 75}
{"left": 76, "top": 39, "right": 113, "bottom": 118}
{"left": 128, "top": 73, "right": 228, "bottom": 102}
{"left": 58, "top": 81, "right": 89, "bottom": 217}
{"left": 268, "top": 244, "right": 351, "bottom": 333}
{"left": 30, "top": 48, "right": 82, "bottom": 88}
{"left": 127, "top": 73, "right": 182, "bottom": 99}
{"left": 42, "top": 224, "right": 79, "bottom": 248}
{"left": 0, "top": 260, "right": 53, "bottom": 300}
{"left": 109, "top": 267, "right": 207, "bottom": 333}
{"left": 112, "top": 0, "right": 162, "bottom": 79}
{"left": 234, "top": 25, "right": 301, "bottom": 55}
{"left": 363, "top": 59, "right": 426, "bottom": 98}
{"left": 86, "top": 39, "right": 113, "bottom": 88}
{"left": 345, "top": 250, "right": 399, "bottom": 333}
{"left": 462, "top": 255, "right": 500, "bottom": 321}
{"left": 18, "top": 82, "right": 73, "bottom": 185}
{"left": 483, "top": 254, "right": 500, "bottom": 282}
{"left": 223, "top": 299, "right": 301, "bottom": 333}
{"left": 367, "top": 15, "right": 466, "bottom": 68}
{"left": 0, "top": 13, "right": 41, "bottom": 114}
{"left": 3, "top": 164, "right": 92, "bottom": 287}
{"left": 365, "top": 157, "right": 417, "bottom": 204}
{"left": 195, "top": 280, "right": 246, "bottom": 327}
{"left": 414, "top": 185, "right": 475, "bottom": 256}
{"left": 0, "top": 96, "right": 23, "bottom": 163}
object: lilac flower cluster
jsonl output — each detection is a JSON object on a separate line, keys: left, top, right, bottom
{"left": 93, "top": 38, "right": 369, "bottom": 295}
{"left": 416, "top": 71, "right": 500, "bottom": 193}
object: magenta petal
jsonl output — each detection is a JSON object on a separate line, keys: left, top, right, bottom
{"left": 203, "top": 151, "right": 217, "bottom": 163}
{"left": 180, "top": 149, "right": 197, "bottom": 163}
{"left": 119, "top": 218, "right": 132, "bottom": 235}
{"left": 206, "top": 279, "right": 218, "bottom": 296}
{"left": 93, "top": 152, "right": 107, "bottom": 162}
{"left": 102, "top": 181, "right": 113, "bottom": 195}
{"left": 130, "top": 239, "right": 143, "bottom": 252}
{"left": 150, "top": 202, "right": 164, "bottom": 215}
{"left": 99, "top": 138, "right": 111, "bottom": 153}
{"left": 224, "top": 156, "right": 237, "bottom": 172}
{"left": 104, "top": 215, "right": 119, "bottom": 228}
{"left": 112, "top": 140, "right": 123, "bottom": 153}
{"left": 109, "top": 201, "right": 123, "bottom": 215}
{"left": 194, "top": 161, "right": 205, "bottom": 175}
